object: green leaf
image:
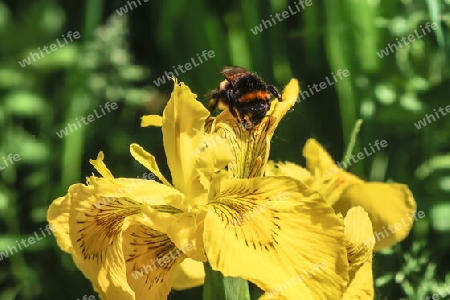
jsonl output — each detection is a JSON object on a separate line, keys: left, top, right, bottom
{"left": 203, "top": 262, "right": 250, "bottom": 300}
{"left": 425, "top": 0, "right": 445, "bottom": 49}
{"left": 430, "top": 203, "right": 450, "bottom": 231}
{"left": 4, "top": 92, "right": 46, "bottom": 117}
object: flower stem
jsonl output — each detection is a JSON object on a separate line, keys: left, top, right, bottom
{"left": 203, "top": 262, "right": 251, "bottom": 300}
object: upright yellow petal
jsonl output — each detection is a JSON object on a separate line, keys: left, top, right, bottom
{"left": 334, "top": 183, "right": 416, "bottom": 251}
{"left": 204, "top": 176, "right": 348, "bottom": 299}
{"left": 89, "top": 151, "right": 114, "bottom": 179}
{"left": 161, "top": 80, "right": 211, "bottom": 198}
{"left": 214, "top": 79, "right": 299, "bottom": 179}
{"left": 343, "top": 207, "right": 375, "bottom": 300}
{"left": 129, "top": 143, "right": 172, "bottom": 187}
{"left": 141, "top": 114, "right": 163, "bottom": 127}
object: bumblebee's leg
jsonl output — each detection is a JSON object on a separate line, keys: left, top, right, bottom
{"left": 207, "top": 90, "right": 220, "bottom": 114}
{"left": 268, "top": 85, "right": 282, "bottom": 101}
{"left": 226, "top": 90, "right": 240, "bottom": 120}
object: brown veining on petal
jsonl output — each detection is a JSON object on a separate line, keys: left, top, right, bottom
{"left": 124, "top": 224, "right": 186, "bottom": 289}
{"left": 75, "top": 197, "right": 140, "bottom": 263}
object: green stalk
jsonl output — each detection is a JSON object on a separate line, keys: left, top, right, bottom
{"left": 342, "top": 119, "right": 363, "bottom": 167}
{"left": 203, "top": 262, "right": 251, "bottom": 300}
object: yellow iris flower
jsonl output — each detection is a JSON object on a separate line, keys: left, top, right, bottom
{"left": 266, "top": 138, "right": 417, "bottom": 251}
{"left": 47, "top": 78, "right": 383, "bottom": 299}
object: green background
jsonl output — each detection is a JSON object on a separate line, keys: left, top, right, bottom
{"left": 0, "top": 0, "right": 449, "bottom": 299}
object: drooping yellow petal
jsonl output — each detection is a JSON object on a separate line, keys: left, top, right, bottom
{"left": 47, "top": 196, "right": 72, "bottom": 253}
{"left": 89, "top": 151, "right": 114, "bottom": 179}
{"left": 204, "top": 176, "right": 349, "bottom": 299}
{"left": 171, "top": 259, "right": 205, "bottom": 290}
{"left": 55, "top": 176, "right": 183, "bottom": 299}
{"left": 161, "top": 80, "right": 211, "bottom": 198}
{"left": 303, "top": 138, "right": 417, "bottom": 251}
{"left": 122, "top": 215, "right": 186, "bottom": 299}
{"left": 68, "top": 183, "right": 138, "bottom": 299}
{"left": 343, "top": 207, "right": 375, "bottom": 300}
{"left": 214, "top": 79, "right": 300, "bottom": 179}
{"left": 334, "top": 183, "right": 416, "bottom": 251}
{"left": 141, "top": 115, "right": 163, "bottom": 127}
{"left": 129, "top": 143, "right": 172, "bottom": 187}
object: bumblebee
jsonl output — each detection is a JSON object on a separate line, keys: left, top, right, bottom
{"left": 207, "top": 66, "right": 281, "bottom": 126}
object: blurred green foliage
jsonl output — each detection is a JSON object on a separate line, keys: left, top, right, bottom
{"left": 0, "top": 0, "right": 449, "bottom": 299}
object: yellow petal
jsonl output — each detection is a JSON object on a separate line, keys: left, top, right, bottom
{"left": 204, "top": 176, "right": 348, "bottom": 299}
{"left": 302, "top": 138, "right": 417, "bottom": 251}
{"left": 171, "top": 259, "right": 205, "bottom": 290}
{"left": 89, "top": 151, "right": 114, "bottom": 179}
{"left": 58, "top": 177, "right": 183, "bottom": 299}
{"left": 122, "top": 215, "right": 186, "bottom": 299}
{"left": 264, "top": 160, "right": 311, "bottom": 182}
{"left": 129, "top": 143, "right": 172, "bottom": 187}
{"left": 213, "top": 110, "right": 269, "bottom": 178}
{"left": 47, "top": 196, "right": 72, "bottom": 253}
{"left": 142, "top": 203, "right": 208, "bottom": 262}
{"left": 334, "top": 183, "right": 417, "bottom": 251}
{"left": 141, "top": 115, "right": 163, "bottom": 127}
{"left": 303, "top": 138, "right": 363, "bottom": 205}
{"left": 343, "top": 207, "right": 375, "bottom": 300}
{"left": 303, "top": 138, "right": 337, "bottom": 173}
{"left": 213, "top": 79, "right": 300, "bottom": 179}
{"left": 267, "top": 79, "right": 300, "bottom": 136}
{"left": 87, "top": 177, "right": 185, "bottom": 209}
{"left": 68, "top": 183, "right": 139, "bottom": 299}
{"left": 161, "top": 80, "right": 211, "bottom": 197}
